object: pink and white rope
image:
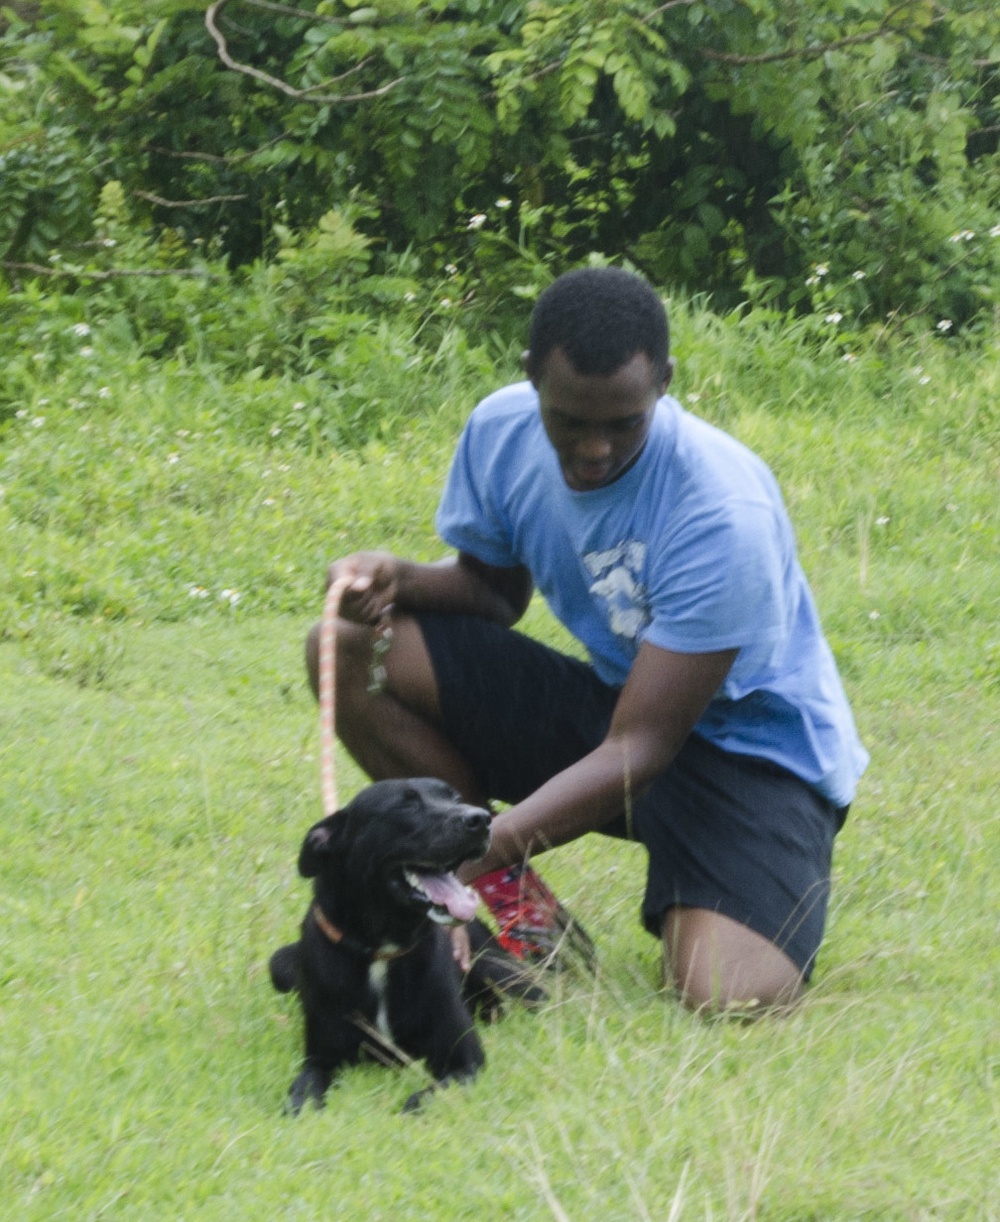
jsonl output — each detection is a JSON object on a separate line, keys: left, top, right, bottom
{"left": 318, "top": 576, "right": 352, "bottom": 816}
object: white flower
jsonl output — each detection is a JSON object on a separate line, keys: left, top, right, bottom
{"left": 445, "top": 263, "right": 458, "bottom": 276}
{"left": 188, "top": 585, "right": 209, "bottom": 598}
{"left": 919, "top": 376, "right": 931, "bottom": 385}
{"left": 98, "top": 387, "right": 111, "bottom": 399}
{"left": 33, "top": 352, "right": 45, "bottom": 362}
{"left": 15, "top": 409, "right": 28, "bottom": 419}
{"left": 875, "top": 516, "right": 890, "bottom": 526}
{"left": 852, "top": 270, "right": 866, "bottom": 280}
{"left": 495, "top": 197, "right": 512, "bottom": 209}
{"left": 79, "top": 346, "right": 95, "bottom": 358}
{"left": 467, "top": 214, "right": 487, "bottom": 230}
{"left": 825, "top": 311, "right": 844, "bottom": 324}
{"left": 869, "top": 610, "right": 881, "bottom": 621}
{"left": 262, "top": 497, "right": 276, "bottom": 506}
{"left": 219, "top": 588, "right": 241, "bottom": 606}
{"left": 292, "top": 401, "right": 305, "bottom": 411}
{"left": 439, "top": 298, "right": 453, "bottom": 308}
{"left": 990, "top": 225, "right": 1000, "bottom": 238}
{"left": 167, "top": 453, "right": 180, "bottom": 464}
{"left": 71, "top": 323, "right": 91, "bottom": 338}
{"left": 948, "top": 230, "right": 975, "bottom": 243}
{"left": 815, "top": 264, "right": 829, "bottom": 277}
{"left": 842, "top": 352, "right": 857, "bottom": 362}
{"left": 936, "top": 319, "right": 953, "bottom": 332}
{"left": 31, "top": 416, "right": 45, "bottom": 427}
{"left": 805, "top": 275, "right": 820, "bottom": 287}
{"left": 103, "top": 238, "right": 117, "bottom": 248}
{"left": 270, "top": 425, "right": 282, "bottom": 437}
{"left": 404, "top": 291, "right": 416, "bottom": 303}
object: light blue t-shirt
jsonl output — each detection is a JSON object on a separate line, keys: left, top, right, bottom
{"left": 436, "top": 382, "right": 868, "bottom": 806}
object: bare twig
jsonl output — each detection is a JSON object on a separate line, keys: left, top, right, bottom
{"left": 2, "top": 262, "right": 218, "bottom": 281}
{"left": 133, "top": 190, "right": 248, "bottom": 208}
{"left": 699, "top": 1, "right": 931, "bottom": 66}
{"left": 205, "top": 0, "right": 403, "bottom": 104}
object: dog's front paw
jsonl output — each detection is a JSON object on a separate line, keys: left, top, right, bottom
{"left": 285, "top": 1065, "right": 330, "bottom": 1116}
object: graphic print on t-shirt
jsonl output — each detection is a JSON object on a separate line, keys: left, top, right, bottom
{"left": 582, "top": 540, "right": 650, "bottom": 644}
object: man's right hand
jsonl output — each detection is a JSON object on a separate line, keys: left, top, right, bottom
{"left": 325, "top": 551, "right": 400, "bottom": 626}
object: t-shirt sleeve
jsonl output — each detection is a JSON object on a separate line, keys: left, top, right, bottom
{"left": 641, "top": 498, "right": 791, "bottom": 655}
{"left": 434, "top": 413, "right": 520, "bottom": 568}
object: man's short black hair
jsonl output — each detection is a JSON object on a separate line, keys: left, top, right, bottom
{"left": 528, "top": 266, "right": 670, "bottom": 380}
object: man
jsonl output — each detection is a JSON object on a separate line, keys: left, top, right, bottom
{"left": 309, "top": 266, "right": 868, "bottom": 1012}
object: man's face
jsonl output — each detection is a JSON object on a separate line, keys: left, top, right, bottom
{"left": 529, "top": 347, "right": 672, "bottom": 492}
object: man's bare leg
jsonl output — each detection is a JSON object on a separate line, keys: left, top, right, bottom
{"left": 662, "top": 906, "right": 804, "bottom": 1015}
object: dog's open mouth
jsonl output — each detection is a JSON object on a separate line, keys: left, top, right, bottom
{"left": 402, "top": 868, "right": 479, "bottom": 925}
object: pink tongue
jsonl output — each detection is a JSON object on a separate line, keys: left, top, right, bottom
{"left": 413, "top": 871, "right": 478, "bottom": 922}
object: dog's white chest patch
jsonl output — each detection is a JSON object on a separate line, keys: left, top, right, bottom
{"left": 369, "top": 960, "right": 391, "bottom": 1039}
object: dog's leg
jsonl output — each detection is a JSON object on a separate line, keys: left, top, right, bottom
{"left": 286, "top": 1060, "right": 332, "bottom": 1115}
{"left": 402, "top": 1065, "right": 481, "bottom": 1114}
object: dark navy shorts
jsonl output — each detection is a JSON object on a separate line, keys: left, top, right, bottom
{"left": 416, "top": 612, "right": 847, "bottom": 979}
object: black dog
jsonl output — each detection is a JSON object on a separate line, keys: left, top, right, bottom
{"left": 270, "top": 777, "right": 543, "bottom": 1114}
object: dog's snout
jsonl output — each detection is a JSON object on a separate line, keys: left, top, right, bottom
{"left": 462, "top": 809, "right": 490, "bottom": 834}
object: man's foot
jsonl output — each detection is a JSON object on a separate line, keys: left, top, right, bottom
{"left": 473, "top": 863, "right": 597, "bottom": 971}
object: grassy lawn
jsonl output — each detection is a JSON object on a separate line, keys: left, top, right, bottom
{"left": 1, "top": 303, "right": 998, "bottom": 1218}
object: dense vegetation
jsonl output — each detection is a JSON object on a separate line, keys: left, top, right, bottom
{"left": 2, "top": 0, "right": 999, "bottom": 347}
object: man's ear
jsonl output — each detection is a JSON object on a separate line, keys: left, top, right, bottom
{"left": 521, "top": 349, "right": 539, "bottom": 388}
{"left": 660, "top": 356, "right": 676, "bottom": 395}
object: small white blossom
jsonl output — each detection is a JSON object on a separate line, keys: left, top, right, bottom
{"left": 33, "top": 352, "right": 45, "bottom": 362}
{"left": 852, "top": 270, "right": 866, "bottom": 280}
{"left": 825, "top": 311, "right": 844, "bottom": 325}
{"left": 990, "top": 225, "right": 1000, "bottom": 238}
{"left": 467, "top": 214, "right": 487, "bottom": 230}
{"left": 815, "top": 264, "right": 829, "bottom": 277}
{"left": 869, "top": 610, "right": 881, "bottom": 621}
{"left": 948, "top": 230, "right": 975, "bottom": 243}
{"left": 167, "top": 453, "right": 180, "bottom": 464}
{"left": 98, "top": 386, "right": 111, "bottom": 399}
{"left": 79, "top": 346, "right": 95, "bottom": 358}
{"left": 919, "top": 375, "right": 931, "bottom": 385}
{"left": 805, "top": 275, "right": 820, "bottom": 287}
{"left": 876, "top": 516, "right": 890, "bottom": 526}
{"left": 103, "top": 238, "right": 117, "bottom": 248}
{"left": 292, "top": 401, "right": 305, "bottom": 411}
{"left": 31, "top": 416, "right": 45, "bottom": 428}
{"left": 495, "top": 197, "right": 512, "bottom": 209}
{"left": 440, "top": 298, "right": 453, "bottom": 308}
{"left": 936, "top": 319, "right": 953, "bottom": 332}
{"left": 270, "top": 425, "right": 282, "bottom": 437}
{"left": 219, "top": 588, "right": 241, "bottom": 606}
{"left": 404, "top": 291, "right": 417, "bottom": 303}
{"left": 842, "top": 352, "right": 857, "bottom": 362}
{"left": 189, "top": 585, "right": 210, "bottom": 598}
{"left": 445, "top": 264, "right": 458, "bottom": 277}
{"left": 71, "top": 323, "right": 91, "bottom": 338}
{"left": 15, "top": 409, "right": 28, "bottom": 419}
{"left": 262, "top": 497, "right": 276, "bottom": 506}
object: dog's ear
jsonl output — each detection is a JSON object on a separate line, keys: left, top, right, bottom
{"left": 298, "top": 815, "right": 343, "bottom": 878}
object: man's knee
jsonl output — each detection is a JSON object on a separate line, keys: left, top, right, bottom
{"left": 662, "top": 906, "right": 805, "bottom": 1016}
{"left": 303, "top": 616, "right": 374, "bottom": 701}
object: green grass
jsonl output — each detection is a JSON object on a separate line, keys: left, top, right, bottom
{"left": 1, "top": 300, "right": 998, "bottom": 1218}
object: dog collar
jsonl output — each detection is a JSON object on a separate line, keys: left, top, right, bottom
{"left": 311, "top": 903, "right": 409, "bottom": 961}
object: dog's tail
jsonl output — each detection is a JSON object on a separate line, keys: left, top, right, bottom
{"left": 269, "top": 942, "right": 300, "bottom": 993}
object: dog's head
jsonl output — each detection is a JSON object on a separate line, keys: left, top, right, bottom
{"left": 298, "top": 778, "right": 491, "bottom": 948}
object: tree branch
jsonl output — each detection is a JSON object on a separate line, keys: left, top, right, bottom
{"left": 2, "top": 262, "right": 218, "bottom": 281}
{"left": 699, "top": 1, "right": 926, "bottom": 66}
{"left": 134, "top": 190, "right": 248, "bottom": 208}
{"left": 205, "top": 0, "right": 404, "bottom": 104}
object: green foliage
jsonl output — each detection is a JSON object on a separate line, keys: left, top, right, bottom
{"left": 2, "top": 0, "right": 997, "bottom": 323}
